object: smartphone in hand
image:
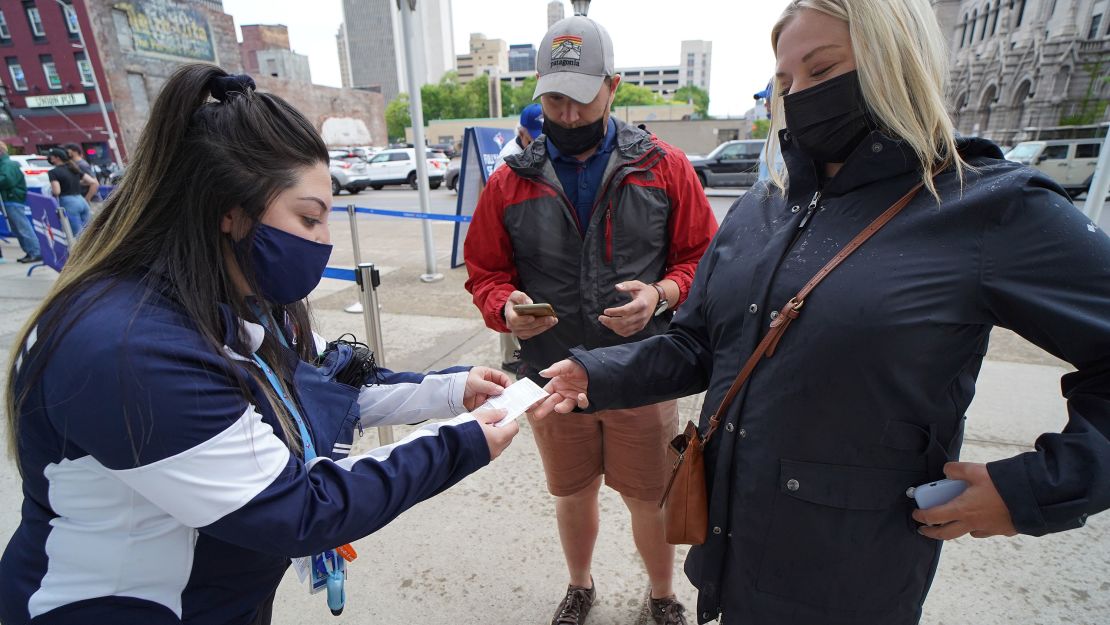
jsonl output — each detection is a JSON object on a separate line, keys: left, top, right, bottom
{"left": 513, "top": 303, "right": 557, "bottom": 317}
{"left": 910, "top": 479, "right": 968, "bottom": 509}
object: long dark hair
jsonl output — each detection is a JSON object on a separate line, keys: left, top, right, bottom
{"left": 6, "top": 63, "right": 330, "bottom": 467}
{"left": 48, "top": 147, "right": 82, "bottom": 175}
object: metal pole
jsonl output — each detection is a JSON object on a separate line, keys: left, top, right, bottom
{"left": 356, "top": 262, "right": 394, "bottom": 445}
{"left": 344, "top": 203, "right": 364, "bottom": 314}
{"left": 61, "top": 0, "right": 124, "bottom": 169}
{"left": 1083, "top": 127, "right": 1110, "bottom": 225}
{"left": 397, "top": 0, "right": 443, "bottom": 283}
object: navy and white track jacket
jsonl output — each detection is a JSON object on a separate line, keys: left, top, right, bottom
{"left": 0, "top": 277, "right": 491, "bottom": 624}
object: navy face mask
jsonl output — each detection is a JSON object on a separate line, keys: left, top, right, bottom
{"left": 234, "top": 223, "right": 333, "bottom": 306}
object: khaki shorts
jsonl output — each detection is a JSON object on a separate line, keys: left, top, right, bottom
{"left": 528, "top": 400, "right": 679, "bottom": 501}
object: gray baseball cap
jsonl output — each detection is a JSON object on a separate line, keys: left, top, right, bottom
{"left": 533, "top": 16, "right": 615, "bottom": 104}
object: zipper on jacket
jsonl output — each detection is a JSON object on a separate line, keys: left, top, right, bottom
{"left": 797, "top": 190, "right": 821, "bottom": 230}
{"left": 604, "top": 203, "right": 613, "bottom": 263}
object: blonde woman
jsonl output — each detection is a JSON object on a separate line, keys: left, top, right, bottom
{"left": 536, "top": 1, "right": 1110, "bottom": 623}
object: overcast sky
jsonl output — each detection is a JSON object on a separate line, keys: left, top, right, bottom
{"left": 220, "top": 0, "right": 793, "bottom": 117}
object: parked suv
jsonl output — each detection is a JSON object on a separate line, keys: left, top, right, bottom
{"left": 1005, "top": 138, "right": 1101, "bottom": 198}
{"left": 687, "top": 139, "right": 764, "bottom": 188}
{"left": 365, "top": 148, "right": 445, "bottom": 190}
{"left": 330, "top": 158, "right": 372, "bottom": 195}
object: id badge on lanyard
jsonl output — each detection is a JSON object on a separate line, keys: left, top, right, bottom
{"left": 251, "top": 343, "right": 357, "bottom": 616}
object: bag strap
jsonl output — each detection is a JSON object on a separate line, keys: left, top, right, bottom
{"left": 701, "top": 182, "right": 924, "bottom": 443}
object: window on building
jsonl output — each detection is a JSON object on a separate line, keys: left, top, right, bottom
{"left": 127, "top": 72, "right": 150, "bottom": 117}
{"left": 7, "top": 58, "right": 27, "bottom": 91}
{"left": 25, "top": 5, "right": 44, "bottom": 38}
{"left": 112, "top": 9, "right": 133, "bottom": 51}
{"left": 1089, "top": 14, "right": 1103, "bottom": 39}
{"left": 1048, "top": 0, "right": 1057, "bottom": 16}
{"left": 1013, "top": 0, "right": 1026, "bottom": 28}
{"left": 60, "top": 2, "right": 79, "bottom": 36}
{"left": 41, "top": 55, "right": 61, "bottom": 89}
{"left": 75, "top": 51, "right": 94, "bottom": 86}
{"left": 981, "top": 7, "right": 989, "bottom": 39}
{"left": 970, "top": 9, "right": 977, "bottom": 44}
{"left": 960, "top": 15, "right": 968, "bottom": 47}
{"left": 0, "top": 11, "right": 10, "bottom": 40}
{"left": 1076, "top": 143, "right": 1100, "bottom": 158}
{"left": 991, "top": 3, "right": 1000, "bottom": 35}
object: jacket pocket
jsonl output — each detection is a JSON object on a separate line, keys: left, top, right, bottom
{"left": 755, "top": 459, "right": 936, "bottom": 613}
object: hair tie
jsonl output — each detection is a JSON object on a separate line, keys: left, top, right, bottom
{"left": 209, "top": 74, "right": 256, "bottom": 102}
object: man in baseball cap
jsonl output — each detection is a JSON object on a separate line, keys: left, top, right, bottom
{"left": 465, "top": 17, "right": 717, "bottom": 623}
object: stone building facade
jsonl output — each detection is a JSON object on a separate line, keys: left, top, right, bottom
{"left": 80, "top": 0, "right": 386, "bottom": 153}
{"left": 932, "top": 0, "right": 1110, "bottom": 145}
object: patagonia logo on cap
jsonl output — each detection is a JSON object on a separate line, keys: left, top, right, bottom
{"left": 551, "top": 35, "right": 583, "bottom": 67}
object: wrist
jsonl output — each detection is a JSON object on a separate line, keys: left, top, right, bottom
{"left": 650, "top": 282, "right": 669, "bottom": 316}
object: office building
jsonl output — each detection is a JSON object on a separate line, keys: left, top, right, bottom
{"left": 339, "top": 0, "right": 455, "bottom": 101}
{"left": 508, "top": 43, "right": 536, "bottom": 72}
{"left": 548, "top": 0, "right": 565, "bottom": 28}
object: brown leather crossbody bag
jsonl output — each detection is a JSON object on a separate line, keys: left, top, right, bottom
{"left": 659, "top": 182, "right": 925, "bottom": 545}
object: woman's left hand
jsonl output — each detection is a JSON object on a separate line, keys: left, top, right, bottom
{"left": 462, "top": 366, "right": 511, "bottom": 412}
{"left": 912, "top": 462, "right": 1018, "bottom": 540}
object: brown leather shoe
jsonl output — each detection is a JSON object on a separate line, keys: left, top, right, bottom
{"left": 649, "top": 593, "right": 688, "bottom": 625}
{"left": 551, "top": 579, "right": 595, "bottom": 625}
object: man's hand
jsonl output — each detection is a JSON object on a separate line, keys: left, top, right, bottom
{"left": 473, "top": 408, "right": 518, "bottom": 460}
{"left": 462, "top": 366, "right": 511, "bottom": 412}
{"left": 504, "top": 290, "right": 558, "bottom": 340}
{"left": 598, "top": 281, "right": 657, "bottom": 337}
{"left": 532, "top": 359, "right": 590, "bottom": 419}
{"left": 912, "top": 462, "right": 1018, "bottom": 540}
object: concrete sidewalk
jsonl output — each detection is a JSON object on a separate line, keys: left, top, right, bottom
{"left": 0, "top": 205, "right": 1107, "bottom": 624}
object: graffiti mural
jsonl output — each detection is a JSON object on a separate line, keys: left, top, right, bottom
{"left": 113, "top": 1, "right": 215, "bottom": 62}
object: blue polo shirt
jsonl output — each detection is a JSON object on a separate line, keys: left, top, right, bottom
{"left": 547, "top": 117, "right": 618, "bottom": 234}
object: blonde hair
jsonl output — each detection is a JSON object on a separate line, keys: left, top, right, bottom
{"left": 768, "top": 0, "right": 967, "bottom": 200}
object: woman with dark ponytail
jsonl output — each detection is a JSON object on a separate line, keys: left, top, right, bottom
{"left": 1, "top": 64, "right": 518, "bottom": 625}
{"left": 46, "top": 146, "right": 98, "bottom": 236}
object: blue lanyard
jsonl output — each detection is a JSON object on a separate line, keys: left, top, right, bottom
{"left": 250, "top": 352, "right": 316, "bottom": 461}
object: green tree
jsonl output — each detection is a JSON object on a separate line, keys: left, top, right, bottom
{"left": 751, "top": 119, "right": 771, "bottom": 139}
{"left": 674, "top": 85, "right": 710, "bottom": 118}
{"left": 502, "top": 75, "right": 539, "bottom": 117}
{"left": 386, "top": 94, "right": 411, "bottom": 142}
{"left": 1060, "top": 60, "right": 1110, "bottom": 126}
{"left": 612, "top": 82, "right": 664, "bottom": 107}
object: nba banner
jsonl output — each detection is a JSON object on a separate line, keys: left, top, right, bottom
{"left": 28, "top": 192, "right": 70, "bottom": 272}
{"left": 450, "top": 126, "right": 517, "bottom": 269}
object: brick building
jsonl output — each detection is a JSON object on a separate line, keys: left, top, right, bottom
{"left": 0, "top": 0, "right": 388, "bottom": 164}
{"left": 0, "top": 0, "right": 123, "bottom": 163}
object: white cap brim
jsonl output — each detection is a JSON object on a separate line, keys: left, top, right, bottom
{"left": 533, "top": 72, "right": 605, "bottom": 104}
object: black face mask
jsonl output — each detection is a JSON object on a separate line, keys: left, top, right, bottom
{"left": 783, "top": 71, "right": 875, "bottom": 163}
{"left": 543, "top": 115, "right": 607, "bottom": 156}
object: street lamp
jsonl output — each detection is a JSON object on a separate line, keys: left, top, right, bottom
{"left": 571, "top": 0, "right": 591, "bottom": 16}
{"left": 56, "top": 0, "right": 123, "bottom": 169}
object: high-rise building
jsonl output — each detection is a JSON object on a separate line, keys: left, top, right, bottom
{"left": 931, "top": 0, "right": 1110, "bottom": 144}
{"left": 456, "top": 33, "right": 508, "bottom": 84}
{"left": 680, "top": 40, "right": 712, "bottom": 93}
{"left": 339, "top": 0, "right": 455, "bottom": 101}
{"left": 337, "top": 23, "right": 350, "bottom": 89}
{"left": 508, "top": 43, "right": 536, "bottom": 72}
{"left": 548, "top": 0, "right": 565, "bottom": 28}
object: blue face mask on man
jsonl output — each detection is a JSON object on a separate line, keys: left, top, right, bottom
{"left": 234, "top": 223, "right": 333, "bottom": 305}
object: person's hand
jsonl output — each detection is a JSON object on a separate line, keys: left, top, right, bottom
{"left": 599, "top": 281, "right": 657, "bottom": 338}
{"left": 532, "top": 359, "right": 590, "bottom": 419}
{"left": 462, "top": 366, "right": 511, "bottom": 411}
{"left": 504, "top": 290, "right": 558, "bottom": 340}
{"left": 912, "top": 462, "right": 1018, "bottom": 540}
{"left": 473, "top": 408, "right": 518, "bottom": 460}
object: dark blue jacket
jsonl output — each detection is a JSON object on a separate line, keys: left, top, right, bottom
{"left": 0, "top": 277, "right": 489, "bottom": 624}
{"left": 573, "top": 132, "right": 1110, "bottom": 624}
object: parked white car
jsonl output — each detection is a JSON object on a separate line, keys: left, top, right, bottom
{"left": 11, "top": 155, "right": 52, "bottom": 192}
{"left": 1005, "top": 138, "right": 1101, "bottom": 198}
{"left": 365, "top": 148, "right": 446, "bottom": 190}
